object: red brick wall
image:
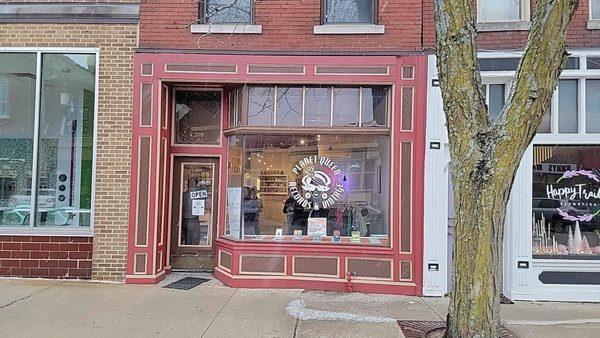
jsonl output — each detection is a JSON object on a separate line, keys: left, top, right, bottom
{"left": 422, "top": 0, "right": 600, "bottom": 50}
{"left": 0, "top": 236, "right": 93, "bottom": 279}
{"left": 139, "top": 0, "right": 423, "bottom": 51}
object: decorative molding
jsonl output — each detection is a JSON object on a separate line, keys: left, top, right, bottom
{"left": 0, "top": 3, "right": 139, "bottom": 24}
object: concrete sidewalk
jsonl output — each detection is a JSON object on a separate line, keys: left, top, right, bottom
{"left": 0, "top": 274, "right": 599, "bottom": 337}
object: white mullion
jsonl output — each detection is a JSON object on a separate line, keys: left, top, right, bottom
{"left": 30, "top": 52, "right": 42, "bottom": 228}
{"left": 301, "top": 86, "right": 306, "bottom": 126}
{"left": 330, "top": 86, "right": 334, "bottom": 127}
{"left": 358, "top": 86, "right": 363, "bottom": 127}
{"left": 579, "top": 78, "right": 586, "bottom": 134}
{"left": 273, "top": 86, "right": 277, "bottom": 126}
{"left": 551, "top": 86, "right": 559, "bottom": 134}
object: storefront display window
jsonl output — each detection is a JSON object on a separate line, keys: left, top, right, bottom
{"left": 0, "top": 52, "right": 96, "bottom": 229}
{"left": 532, "top": 145, "right": 600, "bottom": 258}
{"left": 226, "top": 134, "right": 390, "bottom": 246}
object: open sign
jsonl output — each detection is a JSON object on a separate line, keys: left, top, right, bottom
{"left": 190, "top": 190, "right": 208, "bottom": 199}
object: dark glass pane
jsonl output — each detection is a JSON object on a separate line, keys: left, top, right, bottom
{"left": 488, "top": 84, "right": 505, "bottom": 122}
{"left": 305, "top": 87, "right": 331, "bottom": 127}
{"left": 479, "top": 58, "right": 520, "bottom": 71}
{"left": 332, "top": 87, "right": 359, "bottom": 127}
{"left": 205, "top": 0, "right": 251, "bottom": 24}
{"left": 566, "top": 57, "right": 580, "bottom": 70}
{"left": 248, "top": 86, "right": 274, "bottom": 126}
{"left": 175, "top": 90, "right": 222, "bottom": 144}
{"left": 587, "top": 57, "right": 600, "bottom": 70}
{"left": 361, "top": 86, "right": 388, "bottom": 127}
{"left": 276, "top": 87, "right": 302, "bottom": 127}
{"left": 0, "top": 53, "right": 36, "bottom": 227}
{"left": 37, "top": 53, "right": 96, "bottom": 227}
{"left": 558, "top": 80, "right": 578, "bottom": 133}
{"left": 586, "top": 80, "right": 600, "bottom": 133}
{"left": 325, "top": 0, "right": 374, "bottom": 24}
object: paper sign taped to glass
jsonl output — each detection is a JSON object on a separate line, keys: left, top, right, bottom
{"left": 192, "top": 199, "right": 205, "bottom": 216}
{"left": 308, "top": 217, "right": 327, "bottom": 239}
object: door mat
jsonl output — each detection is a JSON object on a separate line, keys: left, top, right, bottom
{"left": 163, "top": 277, "right": 210, "bottom": 290}
{"left": 397, "top": 321, "right": 516, "bottom": 338}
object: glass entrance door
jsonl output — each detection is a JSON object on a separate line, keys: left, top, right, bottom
{"left": 170, "top": 157, "right": 219, "bottom": 271}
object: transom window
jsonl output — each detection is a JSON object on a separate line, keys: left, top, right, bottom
{"left": 228, "top": 85, "right": 389, "bottom": 128}
{"left": 477, "top": 0, "right": 526, "bottom": 22}
{"left": 201, "top": 0, "right": 252, "bottom": 24}
{"left": 323, "top": 0, "right": 377, "bottom": 24}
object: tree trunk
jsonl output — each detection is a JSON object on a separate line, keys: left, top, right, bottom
{"left": 433, "top": 0, "right": 580, "bottom": 336}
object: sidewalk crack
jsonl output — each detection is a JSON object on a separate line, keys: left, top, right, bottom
{"left": 201, "top": 288, "right": 237, "bottom": 337}
{"left": 0, "top": 283, "right": 60, "bottom": 309}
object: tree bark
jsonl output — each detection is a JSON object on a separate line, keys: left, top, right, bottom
{"left": 433, "top": 0, "right": 579, "bottom": 337}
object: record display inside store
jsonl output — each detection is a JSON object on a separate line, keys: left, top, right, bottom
{"left": 532, "top": 145, "right": 600, "bottom": 258}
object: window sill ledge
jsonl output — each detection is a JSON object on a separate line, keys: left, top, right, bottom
{"left": 477, "top": 21, "right": 530, "bottom": 32}
{"left": 0, "top": 227, "right": 93, "bottom": 237}
{"left": 313, "top": 24, "right": 385, "bottom": 35}
{"left": 190, "top": 24, "right": 262, "bottom": 34}
{"left": 588, "top": 20, "right": 600, "bottom": 30}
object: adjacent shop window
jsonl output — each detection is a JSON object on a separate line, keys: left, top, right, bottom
{"left": 532, "top": 145, "right": 600, "bottom": 259}
{"left": 477, "top": 0, "right": 524, "bottom": 22}
{"left": 174, "top": 90, "right": 222, "bottom": 145}
{"left": 202, "top": 0, "right": 252, "bottom": 24}
{"left": 324, "top": 0, "right": 377, "bottom": 24}
{"left": 229, "top": 85, "right": 389, "bottom": 128}
{"left": 592, "top": 0, "right": 600, "bottom": 20}
{"left": 0, "top": 52, "right": 96, "bottom": 229}
{"left": 226, "top": 134, "right": 390, "bottom": 246}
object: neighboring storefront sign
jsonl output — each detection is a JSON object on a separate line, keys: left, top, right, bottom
{"left": 288, "top": 156, "right": 344, "bottom": 211}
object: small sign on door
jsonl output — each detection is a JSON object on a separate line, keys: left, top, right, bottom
{"left": 190, "top": 190, "right": 208, "bottom": 199}
{"left": 192, "top": 199, "right": 205, "bottom": 216}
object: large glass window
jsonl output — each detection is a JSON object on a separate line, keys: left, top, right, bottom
{"left": 203, "top": 0, "right": 252, "bottom": 24}
{"left": 532, "top": 145, "right": 600, "bottom": 259}
{"left": 0, "top": 52, "right": 96, "bottom": 229}
{"left": 226, "top": 134, "right": 390, "bottom": 246}
{"left": 324, "top": 0, "right": 376, "bottom": 24}
{"left": 477, "top": 0, "right": 523, "bottom": 22}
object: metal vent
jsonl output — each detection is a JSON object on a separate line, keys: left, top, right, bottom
{"left": 248, "top": 64, "right": 305, "bottom": 74}
{"left": 165, "top": 63, "right": 237, "bottom": 74}
{"left": 315, "top": 65, "right": 389, "bottom": 75}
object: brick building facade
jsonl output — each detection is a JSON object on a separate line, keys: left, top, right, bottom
{"left": 0, "top": 2, "right": 139, "bottom": 281}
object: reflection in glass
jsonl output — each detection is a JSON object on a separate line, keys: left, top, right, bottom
{"left": 276, "top": 87, "right": 302, "bottom": 127}
{"left": 180, "top": 164, "right": 213, "bottom": 246}
{"left": 36, "top": 53, "right": 96, "bottom": 227}
{"left": 361, "top": 86, "right": 387, "bottom": 127}
{"left": 586, "top": 80, "right": 600, "bottom": 133}
{"left": 226, "top": 135, "right": 242, "bottom": 238}
{"left": 226, "top": 134, "right": 390, "bottom": 246}
{"left": 332, "top": 88, "right": 359, "bottom": 127}
{"left": 558, "top": 79, "right": 578, "bottom": 133}
{"left": 325, "top": 0, "right": 374, "bottom": 24}
{"left": 532, "top": 145, "right": 600, "bottom": 259}
{"left": 592, "top": 0, "right": 600, "bottom": 20}
{"left": 305, "top": 87, "right": 331, "bottom": 127}
{"left": 478, "top": 0, "right": 521, "bottom": 22}
{"left": 205, "top": 0, "right": 252, "bottom": 24}
{"left": 248, "top": 86, "right": 274, "bottom": 126}
{"left": 0, "top": 53, "right": 36, "bottom": 226}
{"left": 488, "top": 84, "right": 505, "bottom": 122}
{"left": 175, "top": 90, "right": 222, "bottom": 144}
